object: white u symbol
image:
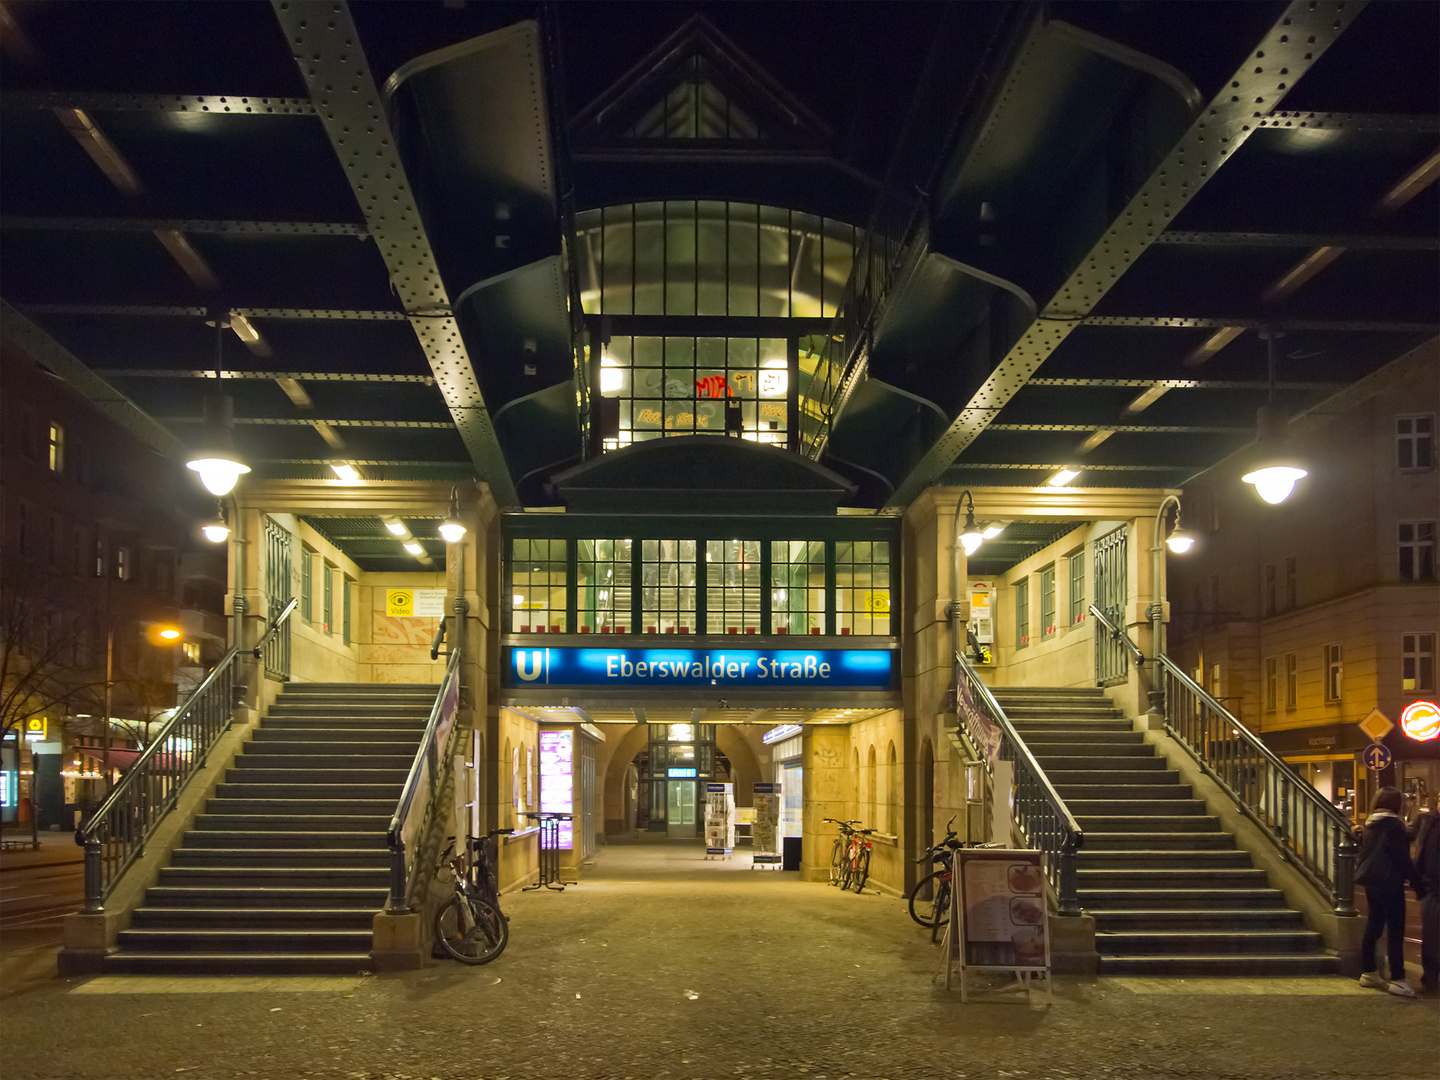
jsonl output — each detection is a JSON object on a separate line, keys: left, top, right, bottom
{"left": 517, "top": 650, "right": 544, "bottom": 682}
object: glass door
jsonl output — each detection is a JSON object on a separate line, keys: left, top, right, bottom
{"left": 666, "top": 781, "right": 697, "bottom": 838}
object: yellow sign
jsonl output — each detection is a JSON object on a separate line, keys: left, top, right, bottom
{"left": 1358, "top": 708, "right": 1394, "bottom": 742}
{"left": 386, "top": 589, "right": 414, "bottom": 617}
{"left": 24, "top": 717, "right": 47, "bottom": 740}
{"left": 862, "top": 591, "right": 890, "bottom": 614}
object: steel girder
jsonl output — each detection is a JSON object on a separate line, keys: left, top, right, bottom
{"left": 270, "top": 0, "right": 520, "bottom": 507}
{"left": 884, "top": 0, "right": 1368, "bottom": 509}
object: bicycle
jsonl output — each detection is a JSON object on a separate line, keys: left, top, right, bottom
{"left": 434, "top": 828, "right": 513, "bottom": 964}
{"left": 909, "top": 816, "right": 961, "bottom": 942}
{"left": 824, "top": 818, "right": 875, "bottom": 893}
{"left": 823, "top": 818, "right": 858, "bottom": 887}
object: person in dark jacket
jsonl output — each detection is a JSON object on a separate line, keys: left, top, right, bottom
{"left": 1355, "top": 786, "right": 1415, "bottom": 997}
{"left": 1410, "top": 794, "right": 1439, "bottom": 993}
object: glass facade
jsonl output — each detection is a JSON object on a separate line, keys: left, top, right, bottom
{"left": 771, "top": 540, "right": 826, "bottom": 636}
{"left": 512, "top": 538, "right": 568, "bottom": 633}
{"left": 706, "top": 539, "right": 762, "bottom": 634}
{"left": 834, "top": 540, "right": 890, "bottom": 636}
{"left": 577, "top": 539, "right": 632, "bottom": 633}
{"left": 641, "top": 539, "right": 697, "bottom": 633}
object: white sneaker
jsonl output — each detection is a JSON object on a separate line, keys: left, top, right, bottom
{"left": 1387, "top": 980, "right": 1417, "bottom": 998}
{"left": 1358, "top": 971, "right": 1387, "bottom": 989}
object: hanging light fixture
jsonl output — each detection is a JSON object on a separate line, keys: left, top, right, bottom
{"left": 438, "top": 485, "right": 466, "bottom": 543}
{"left": 186, "top": 314, "right": 250, "bottom": 496}
{"left": 958, "top": 490, "right": 984, "bottom": 555}
{"left": 1241, "top": 329, "right": 1308, "bottom": 504}
{"left": 201, "top": 503, "right": 230, "bottom": 544}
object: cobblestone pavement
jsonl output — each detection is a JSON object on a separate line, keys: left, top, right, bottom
{"left": 3, "top": 843, "right": 1435, "bottom": 1080}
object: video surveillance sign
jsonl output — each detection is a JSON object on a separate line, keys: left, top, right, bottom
{"left": 506, "top": 646, "right": 892, "bottom": 689}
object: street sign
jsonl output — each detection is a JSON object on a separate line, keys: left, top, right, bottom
{"left": 1358, "top": 708, "right": 1394, "bottom": 742}
{"left": 1362, "top": 742, "right": 1392, "bottom": 772}
{"left": 23, "top": 717, "right": 46, "bottom": 740}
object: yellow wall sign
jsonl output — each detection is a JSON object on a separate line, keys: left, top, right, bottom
{"left": 24, "top": 717, "right": 47, "bottom": 740}
{"left": 386, "top": 589, "right": 414, "bottom": 617}
{"left": 862, "top": 591, "right": 890, "bottom": 614}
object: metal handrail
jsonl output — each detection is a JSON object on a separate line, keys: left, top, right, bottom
{"left": 430, "top": 619, "right": 446, "bottom": 661}
{"left": 1087, "top": 602, "right": 1147, "bottom": 665}
{"left": 385, "top": 646, "right": 464, "bottom": 913}
{"left": 251, "top": 596, "right": 298, "bottom": 659}
{"left": 76, "top": 646, "right": 242, "bottom": 910}
{"left": 1086, "top": 603, "right": 1356, "bottom": 915}
{"left": 955, "top": 649, "right": 1084, "bottom": 915}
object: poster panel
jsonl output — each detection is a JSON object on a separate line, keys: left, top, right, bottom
{"left": 958, "top": 849, "right": 1046, "bottom": 969}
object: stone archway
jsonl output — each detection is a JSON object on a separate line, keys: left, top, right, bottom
{"left": 715, "top": 726, "right": 762, "bottom": 804}
{"left": 600, "top": 723, "right": 649, "bottom": 836}
{"left": 918, "top": 736, "right": 935, "bottom": 851}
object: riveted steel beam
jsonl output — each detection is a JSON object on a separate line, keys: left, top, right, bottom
{"left": 943, "top": 462, "right": 1204, "bottom": 473}
{"left": 0, "top": 91, "right": 316, "bottom": 115}
{"left": 160, "top": 417, "right": 454, "bottom": 429}
{"left": 0, "top": 298, "right": 185, "bottom": 459}
{"left": 272, "top": 0, "right": 518, "bottom": 506}
{"left": 886, "top": 1, "right": 1366, "bottom": 508}
{"left": 987, "top": 423, "right": 1249, "bottom": 434}
{"left": 1027, "top": 378, "right": 1344, "bottom": 390}
{"left": 1, "top": 216, "right": 366, "bottom": 236}
{"left": 17, "top": 303, "right": 405, "bottom": 320}
{"left": 1255, "top": 110, "right": 1439, "bottom": 133}
{"left": 1153, "top": 231, "right": 1440, "bottom": 250}
{"left": 1079, "top": 316, "right": 1435, "bottom": 332}
{"left": 98, "top": 369, "right": 434, "bottom": 384}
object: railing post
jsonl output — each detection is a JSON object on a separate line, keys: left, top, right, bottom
{"left": 387, "top": 839, "right": 411, "bottom": 914}
{"left": 1057, "top": 831, "right": 1080, "bottom": 917}
{"left": 1333, "top": 828, "right": 1357, "bottom": 916}
{"left": 80, "top": 838, "right": 104, "bottom": 914}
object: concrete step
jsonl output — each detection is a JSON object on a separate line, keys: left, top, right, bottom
{"left": 266, "top": 702, "right": 433, "bottom": 714}
{"left": 158, "top": 866, "right": 389, "bottom": 886}
{"left": 231, "top": 755, "right": 416, "bottom": 772}
{"left": 989, "top": 687, "right": 1113, "bottom": 701}
{"left": 1030, "top": 743, "right": 1154, "bottom": 757}
{"left": 281, "top": 683, "right": 438, "bottom": 694}
{"left": 1096, "top": 954, "right": 1339, "bottom": 976}
{"left": 1096, "top": 929, "right": 1327, "bottom": 955}
{"left": 101, "top": 952, "right": 374, "bottom": 975}
{"left": 1019, "top": 730, "right": 1145, "bottom": 745}
{"left": 1076, "top": 867, "right": 1270, "bottom": 888}
{"left": 1079, "top": 831, "right": 1234, "bottom": 851}
{"left": 1055, "top": 784, "right": 1193, "bottom": 801}
{"left": 1075, "top": 814, "right": 1222, "bottom": 832}
{"left": 206, "top": 798, "right": 396, "bottom": 815}
{"left": 180, "top": 830, "right": 388, "bottom": 850}
{"left": 1089, "top": 908, "right": 1306, "bottom": 930}
{"left": 130, "top": 907, "right": 377, "bottom": 928}
{"left": 1002, "top": 707, "right": 1125, "bottom": 720}
{"left": 1076, "top": 850, "right": 1254, "bottom": 869}
{"left": 1010, "top": 719, "right": 1133, "bottom": 732}
{"left": 116, "top": 928, "right": 373, "bottom": 953}
{"left": 143, "top": 886, "right": 388, "bottom": 909}
{"left": 215, "top": 783, "right": 403, "bottom": 800}
{"left": 1077, "top": 887, "right": 1289, "bottom": 909}
{"left": 249, "top": 730, "right": 423, "bottom": 745}
{"left": 1029, "top": 755, "right": 1168, "bottom": 771}
{"left": 224, "top": 768, "right": 410, "bottom": 784}
{"left": 192, "top": 814, "right": 392, "bottom": 832}
{"left": 1046, "top": 770, "right": 1181, "bottom": 787}
{"left": 1066, "top": 799, "right": 1208, "bottom": 816}
{"left": 262, "top": 715, "right": 429, "bottom": 728}
{"left": 171, "top": 847, "right": 390, "bottom": 867}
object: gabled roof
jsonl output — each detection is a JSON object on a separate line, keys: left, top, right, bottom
{"left": 570, "top": 14, "right": 831, "bottom": 153}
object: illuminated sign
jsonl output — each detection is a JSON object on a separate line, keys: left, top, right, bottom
{"left": 667, "top": 768, "right": 697, "bottom": 778}
{"left": 23, "top": 717, "right": 47, "bottom": 741}
{"left": 539, "top": 731, "right": 574, "bottom": 848}
{"left": 762, "top": 724, "right": 803, "bottom": 745}
{"left": 506, "top": 647, "right": 893, "bottom": 689}
{"left": 1400, "top": 700, "right": 1440, "bottom": 742}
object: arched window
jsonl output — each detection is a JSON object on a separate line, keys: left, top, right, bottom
{"left": 887, "top": 741, "right": 898, "bottom": 835}
{"left": 867, "top": 746, "right": 877, "bottom": 829}
{"left": 852, "top": 748, "right": 860, "bottom": 817}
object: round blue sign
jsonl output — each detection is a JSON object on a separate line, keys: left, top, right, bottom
{"left": 1362, "top": 742, "right": 1392, "bottom": 771}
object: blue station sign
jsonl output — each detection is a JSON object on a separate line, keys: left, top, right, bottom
{"left": 505, "top": 646, "right": 893, "bottom": 690}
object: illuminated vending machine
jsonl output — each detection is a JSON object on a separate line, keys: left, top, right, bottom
{"left": 968, "top": 582, "right": 994, "bottom": 665}
{"left": 704, "top": 783, "right": 735, "bottom": 858}
{"left": 751, "top": 783, "right": 782, "bottom": 868}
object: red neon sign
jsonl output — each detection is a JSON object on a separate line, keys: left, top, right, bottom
{"left": 1400, "top": 700, "right": 1440, "bottom": 742}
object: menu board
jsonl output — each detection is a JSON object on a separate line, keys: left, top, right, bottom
{"left": 539, "top": 730, "right": 574, "bottom": 849}
{"left": 958, "top": 849, "right": 1046, "bottom": 969}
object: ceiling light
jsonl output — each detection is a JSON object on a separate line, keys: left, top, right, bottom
{"left": 403, "top": 541, "right": 424, "bottom": 556}
{"left": 600, "top": 352, "right": 624, "bottom": 393}
{"left": 1241, "top": 330, "right": 1308, "bottom": 505}
{"left": 957, "top": 490, "right": 984, "bottom": 555}
{"left": 981, "top": 522, "right": 1006, "bottom": 539}
{"left": 1047, "top": 468, "right": 1079, "bottom": 487}
{"left": 187, "top": 317, "right": 250, "bottom": 496}
{"left": 331, "top": 461, "right": 360, "bottom": 483}
{"left": 384, "top": 519, "right": 408, "bottom": 537}
{"left": 438, "top": 485, "right": 466, "bottom": 543}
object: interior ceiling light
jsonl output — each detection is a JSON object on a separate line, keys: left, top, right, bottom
{"left": 403, "top": 541, "right": 425, "bottom": 556}
{"left": 1241, "top": 330, "right": 1308, "bottom": 504}
{"left": 1047, "top": 468, "right": 1080, "bottom": 487}
{"left": 981, "top": 521, "right": 1006, "bottom": 539}
{"left": 186, "top": 315, "right": 250, "bottom": 496}
{"left": 599, "top": 351, "right": 623, "bottom": 393}
{"left": 958, "top": 490, "right": 984, "bottom": 555}
{"left": 438, "top": 485, "right": 466, "bottom": 543}
{"left": 201, "top": 504, "right": 230, "bottom": 544}
{"left": 331, "top": 461, "right": 360, "bottom": 483}
{"left": 384, "top": 518, "right": 409, "bottom": 537}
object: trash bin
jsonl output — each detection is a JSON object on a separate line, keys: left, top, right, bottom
{"left": 782, "top": 835, "right": 801, "bottom": 871}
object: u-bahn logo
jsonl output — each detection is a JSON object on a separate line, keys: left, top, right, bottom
{"left": 516, "top": 649, "right": 548, "bottom": 682}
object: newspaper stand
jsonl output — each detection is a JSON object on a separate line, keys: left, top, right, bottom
{"left": 750, "top": 783, "right": 783, "bottom": 870}
{"left": 937, "top": 848, "right": 1052, "bottom": 1005}
{"left": 704, "top": 783, "right": 734, "bottom": 860}
{"left": 522, "top": 811, "right": 571, "bottom": 891}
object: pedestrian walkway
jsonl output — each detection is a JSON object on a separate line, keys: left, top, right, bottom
{"left": 2, "top": 842, "right": 1435, "bottom": 1079}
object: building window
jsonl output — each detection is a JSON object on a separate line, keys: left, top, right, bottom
{"left": 771, "top": 540, "right": 825, "bottom": 635}
{"left": 834, "top": 540, "right": 889, "bottom": 636}
{"left": 1040, "top": 565, "right": 1057, "bottom": 638}
{"left": 1263, "top": 564, "right": 1277, "bottom": 617}
{"left": 1397, "top": 414, "right": 1434, "bottom": 471}
{"left": 48, "top": 422, "right": 64, "bottom": 474}
{"left": 1284, "top": 556, "right": 1297, "bottom": 610}
{"left": 1015, "top": 578, "right": 1030, "bottom": 649}
{"left": 706, "top": 539, "right": 761, "bottom": 634}
{"left": 1324, "top": 643, "right": 1343, "bottom": 703}
{"left": 1068, "top": 550, "right": 1085, "bottom": 625}
{"left": 115, "top": 546, "right": 131, "bottom": 581}
{"left": 1265, "top": 656, "right": 1278, "bottom": 713}
{"left": 1399, "top": 521, "right": 1436, "bottom": 582}
{"left": 1285, "top": 652, "right": 1298, "bottom": 710}
{"left": 94, "top": 538, "right": 105, "bottom": 578}
{"left": 1402, "top": 633, "right": 1435, "bottom": 693}
{"left": 1211, "top": 663, "right": 1222, "bottom": 699}
{"left": 511, "top": 539, "right": 567, "bottom": 633}
{"left": 639, "top": 539, "right": 696, "bottom": 634}
{"left": 577, "top": 539, "right": 633, "bottom": 633}
{"left": 322, "top": 562, "right": 334, "bottom": 634}
{"left": 300, "top": 547, "right": 313, "bottom": 623}
{"left": 182, "top": 641, "right": 201, "bottom": 665}
{"left": 342, "top": 577, "right": 351, "bottom": 647}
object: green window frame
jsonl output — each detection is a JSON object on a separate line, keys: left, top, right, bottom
{"left": 1069, "top": 550, "right": 1085, "bottom": 626}
{"left": 322, "top": 562, "right": 333, "bottom": 635}
{"left": 511, "top": 538, "right": 568, "bottom": 633}
{"left": 300, "top": 547, "right": 313, "bottom": 623}
{"left": 834, "top": 539, "right": 890, "bottom": 636}
{"left": 643, "top": 539, "right": 698, "bottom": 634}
{"left": 705, "top": 539, "right": 762, "bottom": 635}
{"left": 342, "top": 576, "right": 351, "bottom": 646}
{"left": 1015, "top": 578, "right": 1030, "bottom": 649}
{"left": 770, "top": 540, "right": 826, "bottom": 635}
{"left": 1040, "top": 565, "right": 1056, "bottom": 639}
{"left": 577, "top": 539, "right": 633, "bottom": 634}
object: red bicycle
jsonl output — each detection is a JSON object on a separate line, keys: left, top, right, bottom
{"left": 909, "top": 816, "right": 961, "bottom": 941}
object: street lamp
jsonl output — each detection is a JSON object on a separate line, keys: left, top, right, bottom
{"left": 187, "top": 316, "right": 250, "bottom": 496}
{"left": 439, "top": 485, "right": 466, "bottom": 543}
{"left": 1241, "top": 329, "right": 1308, "bottom": 504}
{"left": 1148, "top": 494, "right": 1194, "bottom": 714}
{"left": 957, "top": 490, "right": 984, "bottom": 555}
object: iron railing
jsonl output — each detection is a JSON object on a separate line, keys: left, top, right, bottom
{"left": 955, "top": 649, "right": 1083, "bottom": 915}
{"left": 1092, "top": 525, "right": 1130, "bottom": 685}
{"left": 1087, "top": 603, "right": 1356, "bottom": 915}
{"left": 76, "top": 646, "right": 243, "bottom": 911}
{"left": 386, "top": 646, "right": 464, "bottom": 913}
{"left": 254, "top": 596, "right": 298, "bottom": 677}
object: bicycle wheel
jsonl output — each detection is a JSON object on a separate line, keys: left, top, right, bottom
{"left": 829, "top": 837, "right": 844, "bottom": 886}
{"left": 909, "top": 870, "right": 945, "bottom": 926}
{"left": 434, "top": 893, "right": 508, "bottom": 965}
{"left": 849, "top": 847, "right": 870, "bottom": 893}
{"left": 930, "top": 878, "right": 952, "bottom": 944}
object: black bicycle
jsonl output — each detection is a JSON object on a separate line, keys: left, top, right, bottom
{"left": 434, "top": 829, "right": 513, "bottom": 964}
{"left": 908, "top": 816, "right": 961, "bottom": 942}
{"left": 823, "top": 818, "right": 875, "bottom": 892}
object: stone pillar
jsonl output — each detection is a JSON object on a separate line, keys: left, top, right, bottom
{"left": 226, "top": 501, "right": 267, "bottom": 721}
{"left": 800, "top": 726, "right": 851, "bottom": 882}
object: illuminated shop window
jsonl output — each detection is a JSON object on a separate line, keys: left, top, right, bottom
{"left": 511, "top": 538, "right": 567, "bottom": 633}
{"left": 577, "top": 539, "right": 632, "bottom": 634}
{"left": 834, "top": 540, "right": 890, "bottom": 636}
{"left": 706, "top": 539, "right": 762, "bottom": 635}
{"left": 770, "top": 540, "right": 825, "bottom": 635}
{"left": 641, "top": 539, "right": 696, "bottom": 634}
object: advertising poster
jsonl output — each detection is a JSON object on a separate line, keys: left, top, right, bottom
{"left": 958, "top": 849, "right": 1046, "bottom": 969}
{"left": 751, "top": 783, "right": 782, "bottom": 859}
{"left": 539, "top": 730, "right": 574, "bottom": 849}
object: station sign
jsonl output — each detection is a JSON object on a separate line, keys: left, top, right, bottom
{"left": 505, "top": 646, "right": 893, "bottom": 690}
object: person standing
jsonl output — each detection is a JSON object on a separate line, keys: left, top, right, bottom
{"left": 1410, "top": 794, "right": 1439, "bottom": 994}
{"left": 1355, "top": 786, "right": 1416, "bottom": 997}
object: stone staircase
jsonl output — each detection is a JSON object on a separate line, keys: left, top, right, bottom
{"left": 991, "top": 686, "right": 1337, "bottom": 977}
{"left": 106, "top": 682, "right": 435, "bottom": 974}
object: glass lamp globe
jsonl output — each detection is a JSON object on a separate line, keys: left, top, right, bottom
{"left": 187, "top": 456, "right": 249, "bottom": 496}
{"left": 1241, "top": 465, "right": 1308, "bottom": 504}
